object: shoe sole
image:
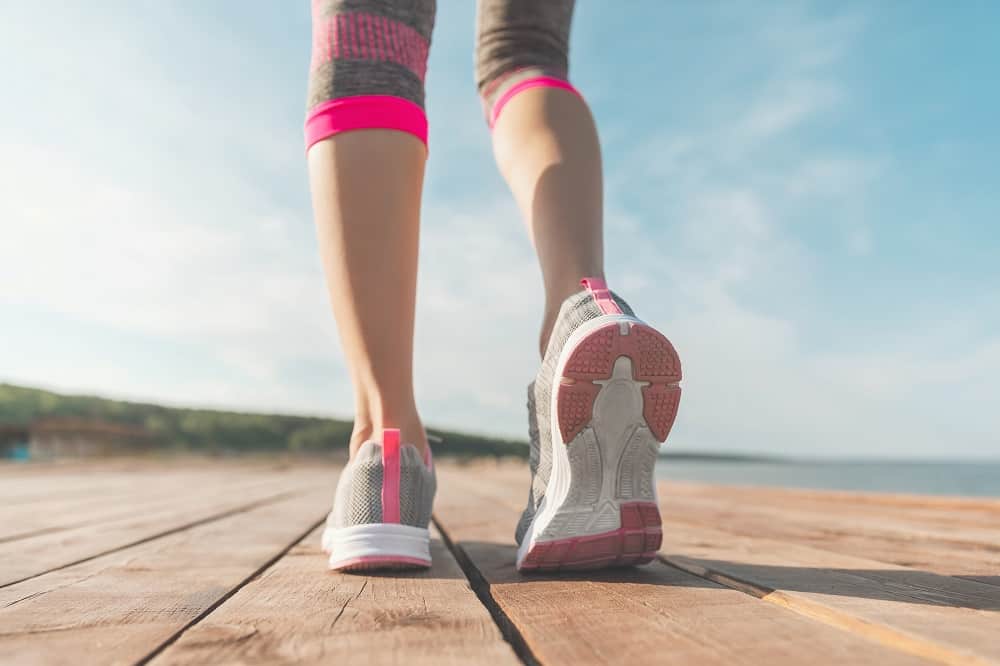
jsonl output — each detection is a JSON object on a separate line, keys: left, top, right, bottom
{"left": 517, "top": 315, "right": 681, "bottom": 572}
{"left": 322, "top": 523, "right": 432, "bottom": 572}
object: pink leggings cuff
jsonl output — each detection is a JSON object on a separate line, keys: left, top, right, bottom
{"left": 305, "top": 95, "right": 428, "bottom": 151}
{"left": 488, "top": 76, "right": 582, "bottom": 129}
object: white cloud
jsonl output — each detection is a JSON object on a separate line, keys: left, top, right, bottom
{"left": 597, "top": 5, "right": 1000, "bottom": 457}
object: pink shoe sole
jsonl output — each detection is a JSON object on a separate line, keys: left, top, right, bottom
{"left": 557, "top": 321, "right": 682, "bottom": 446}
{"left": 330, "top": 555, "right": 432, "bottom": 573}
{"left": 519, "top": 501, "right": 663, "bottom": 571}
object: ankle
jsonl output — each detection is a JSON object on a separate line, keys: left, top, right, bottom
{"left": 539, "top": 308, "right": 559, "bottom": 357}
{"left": 348, "top": 409, "right": 428, "bottom": 460}
{"left": 348, "top": 422, "right": 375, "bottom": 456}
{"left": 538, "top": 271, "right": 609, "bottom": 355}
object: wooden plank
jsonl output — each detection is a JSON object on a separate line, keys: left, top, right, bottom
{"left": 0, "top": 460, "right": 332, "bottom": 538}
{"left": 0, "top": 460, "right": 272, "bottom": 503}
{"left": 662, "top": 481, "right": 1000, "bottom": 536}
{"left": 150, "top": 524, "right": 519, "bottom": 666}
{"left": 0, "top": 469, "right": 335, "bottom": 587}
{"left": 659, "top": 485, "right": 1000, "bottom": 585}
{"left": 662, "top": 481, "right": 1000, "bottom": 525}
{"left": 0, "top": 475, "right": 286, "bottom": 543}
{"left": 659, "top": 519, "right": 1000, "bottom": 665}
{"left": 433, "top": 464, "right": 932, "bottom": 666}
{"left": 0, "top": 485, "right": 331, "bottom": 666}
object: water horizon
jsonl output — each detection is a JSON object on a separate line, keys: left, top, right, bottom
{"left": 657, "top": 457, "right": 1000, "bottom": 497}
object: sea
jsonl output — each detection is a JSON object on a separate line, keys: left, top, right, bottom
{"left": 656, "top": 458, "right": 1000, "bottom": 497}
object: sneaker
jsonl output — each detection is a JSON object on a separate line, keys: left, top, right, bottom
{"left": 515, "top": 277, "right": 682, "bottom": 572}
{"left": 322, "top": 428, "right": 436, "bottom": 571}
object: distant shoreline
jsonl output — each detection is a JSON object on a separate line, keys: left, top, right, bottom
{"left": 4, "top": 382, "right": 997, "bottom": 464}
{"left": 660, "top": 451, "right": 1000, "bottom": 464}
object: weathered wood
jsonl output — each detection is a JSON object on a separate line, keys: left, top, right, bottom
{"left": 0, "top": 472, "right": 332, "bottom": 587}
{"left": 662, "top": 480, "right": 1000, "bottom": 537}
{"left": 659, "top": 482, "right": 1000, "bottom": 585}
{"left": 2, "top": 458, "right": 996, "bottom": 666}
{"left": 663, "top": 481, "right": 1000, "bottom": 525}
{"left": 659, "top": 519, "right": 1000, "bottom": 665}
{"left": 150, "top": 524, "right": 519, "bottom": 666}
{"left": 434, "top": 465, "right": 931, "bottom": 666}
{"left": 0, "top": 487, "right": 331, "bottom": 666}
{"left": 0, "top": 475, "right": 287, "bottom": 543}
{"left": 0, "top": 460, "right": 335, "bottom": 540}
{"left": 0, "top": 459, "right": 300, "bottom": 504}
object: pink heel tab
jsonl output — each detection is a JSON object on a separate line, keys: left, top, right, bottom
{"left": 381, "top": 428, "right": 401, "bottom": 524}
{"left": 581, "top": 277, "right": 623, "bottom": 315}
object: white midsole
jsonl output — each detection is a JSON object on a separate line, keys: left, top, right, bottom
{"left": 516, "top": 313, "right": 646, "bottom": 568}
{"left": 322, "top": 523, "right": 431, "bottom": 566}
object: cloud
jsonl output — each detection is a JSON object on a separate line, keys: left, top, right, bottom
{"left": 1, "top": 2, "right": 996, "bottom": 459}
{"left": 0, "top": 3, "right": 347, "bottom": 414}
{"left": 595, "top": 4, "right": 1000, "bottom": 457}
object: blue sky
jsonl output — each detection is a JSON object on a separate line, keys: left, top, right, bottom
{"left": 2, "top": 2, "right": 997, "bottom": 458}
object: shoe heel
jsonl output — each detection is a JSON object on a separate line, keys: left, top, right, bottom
{"left": 519, "top": 318, "right": 680, "bottom": 572}
{"left": 323, "top": 523, "right": 432, "bottom": 572}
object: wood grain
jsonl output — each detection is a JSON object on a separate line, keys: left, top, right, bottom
{"left": 150, "top": 524, "right": 519, "bottom": 666}
{"left": 0, "top": 460, "right": 335, "bottom": 541}
{"left": 661, "top": 480, "right": 1000, "bottom": 537}
{"left": 660, "top": 517, "right": 1000, "bottom": 665}
{"left": 434, "top": 465, "right": 932, "bottom": 666}
{"left": 0, "top": 478, "right": 329, "bottom": 587}
{"left": 0, "top": 475, "right": 286, "bottom": 543}
{"left": 659, "top": 486, "right": 1000, "bottom": 585}
{"left": 0, "top": 487, "right": 331, "bottom": 666}
{"left": 3, "top": 458, "right": 996, "bottom": 666}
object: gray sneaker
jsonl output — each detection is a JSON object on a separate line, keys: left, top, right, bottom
{"left": 516, "top": 277, "right": 682, "bottom": 572}
{"left": 321, "top": 428, "right": 436, "bottom": 571}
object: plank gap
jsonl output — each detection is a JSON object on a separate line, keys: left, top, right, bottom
{"left": 0, "top": 490, "right": 302, "bottom": 590}
{"left": 658, "top": 554, "right": 989, "bottom": 666}
{"left": 135, "top": 515, "right": 325, "bottom": 666}
{"left": 431, "top": 514, "right": 538, "bottom": 666}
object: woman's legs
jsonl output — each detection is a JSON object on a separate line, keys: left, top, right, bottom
{"left": 475, "top": 0, "right": 601, "bottom": 356}
{"left": 307, "top": 0, "right": 436, "bottom": 457}
{"left": 308, "top": 133, "right": 427, "bottom": 457}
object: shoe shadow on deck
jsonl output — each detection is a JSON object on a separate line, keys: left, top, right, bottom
{"left": 442, "top": 540, "right": 1000, "bottom": 611}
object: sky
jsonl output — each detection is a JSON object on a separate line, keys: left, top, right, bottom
{"left": 1, "top": 1, "right": 998, "bottom": 459}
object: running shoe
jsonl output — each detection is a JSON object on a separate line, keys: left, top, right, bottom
{"left": 516, "top": 277, "right": 682, "bottom": 572}
{"left": 322, "top": 428, "right": 436, "bottom": 571}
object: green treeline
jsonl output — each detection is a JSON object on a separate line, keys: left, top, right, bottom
{"left": 0, "top": 384, "right": 527, "bottom": 459}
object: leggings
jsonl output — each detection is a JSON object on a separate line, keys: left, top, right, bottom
{"left": 305, "top": 0, "right": 578, "bottom": 150}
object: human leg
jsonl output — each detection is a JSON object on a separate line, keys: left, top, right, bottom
{"left": 307, "top": 0, "right": 438, "bottom": 571}
{"left": 475, "top": 0, "right": 683, "bottom": 572}
{"left": 307, "top": 0, "right": 436, "bottom": 458}
{"left": 476, "top": 0, "right": 603, "bottom": 356}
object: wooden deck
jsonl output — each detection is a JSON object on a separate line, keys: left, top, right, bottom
{"left": 1, "top": 459, "right": 998, "bottom": 665}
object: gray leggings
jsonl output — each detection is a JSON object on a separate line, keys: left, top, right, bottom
{"left": 305, "top": 0, "right": 578, "bottom": 148}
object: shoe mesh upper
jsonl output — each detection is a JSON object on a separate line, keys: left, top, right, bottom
{"left": 329, "top": 439, "right": 436, "bottom": 530}
{"left": 400, "top": 445, "right": 436, "bottom": 526}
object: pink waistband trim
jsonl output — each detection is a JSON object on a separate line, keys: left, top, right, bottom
{"left": 305, "top": 95, "right": 428, "bottom": 151}
{"left": 488, "top": 76, "right": 581, "bottom": 128}
{"left": 381, "top": 428, "right": 401, "bottom": 524}
{"left": 581, "top": 277, "right": 622, "bottom": 315}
